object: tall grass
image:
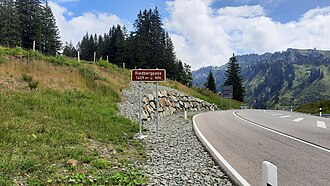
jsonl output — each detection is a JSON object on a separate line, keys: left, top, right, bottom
{"left": 0, "top": 46, "right": 146, "bottom": 185}
{"left": 0, "top": 89, "right": 146, "bottom": 185}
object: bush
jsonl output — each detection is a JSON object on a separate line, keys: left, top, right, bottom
{"left": 22, "top": 74, "right": 33, "bottom": 82}
{"left": 22, "top": 74, "right": 39, "bottom": 90}
{"left": 28, "top": 80, "right": 39, "bottom": 90}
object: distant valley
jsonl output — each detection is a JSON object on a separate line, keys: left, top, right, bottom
{"left": 192, "top": 48, "right": 330, "bottom": 109}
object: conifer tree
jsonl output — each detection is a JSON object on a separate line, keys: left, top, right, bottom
{"left": 63, "top": 41, "right": 77, "bottom": 58}
{"left": 0, "top": 0, "right": 21, "bottom": 47}
{"left": 79, "top": 33, "right": 94, "bottom": 61}
{"left": 223, "top": 53, "right": 245, "bottom": 102}
{"left": 40, "top": 2, "right": 61, "bottom": 55}
{"left": 16, "top": 0, "right": 42, "bottom": 50}
{"left": 205, "top": 71, "right": 216, "bottom": 93}
{"left": 133, "top": 8, "right": 166, "bottom": 69}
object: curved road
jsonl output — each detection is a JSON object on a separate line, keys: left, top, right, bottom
{"left": 194, "top": 110, "right": 330, "bottom": 186}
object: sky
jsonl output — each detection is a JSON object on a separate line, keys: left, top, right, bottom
{"left": 50, "top": 0, "right": 330, "bottom": 70}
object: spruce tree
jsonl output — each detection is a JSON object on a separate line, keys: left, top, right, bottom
{"left": 79, "top": 33, "right": 93, "bottom": 61}
{"left": 205, "top": 71, "right": 216, "bottom": 93}
{"left": 63, "top": 41, "right": 77, "bottom": 58}
{"left": 0, "top": 0, "right": 21, "bottom": 47}
{"left": 40, "top": 2, "right": 61, "bottom": 55}
{"left": 17, "top": 0, "right": 42, "bottom": 50}
{"left": 223, "top": 53, "right": 245, "bottom": 102}
{"left": 163, "top": 32, "right": 177, "bottom": 79}
{"left": 133, "top": 8, "right": 166, "bottom": 68}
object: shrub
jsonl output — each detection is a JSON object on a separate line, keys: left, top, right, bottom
{"left": 22, "top": 74, "right": 33, "bottom": 82}
{"left": 22, "top": 74, "right": 39, "bottom": 90}
{"left": 28, "top": 80, "right": 39, "bottom": 90}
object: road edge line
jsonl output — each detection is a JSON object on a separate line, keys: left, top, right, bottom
{"left": 193, "top": 113, "right": 251, "bottom": 186}
{"left": 233, "top": 111, "right": 330, "bottom": 153}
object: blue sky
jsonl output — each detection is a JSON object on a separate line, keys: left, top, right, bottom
{"left": 56, "top": 0, "right": 168, "bottom": 23}
{"left": 212, "top": 0, "right": 330, "bottom": 23}
{"left": 50, "top": 0, "right": 330, "bottom": 70}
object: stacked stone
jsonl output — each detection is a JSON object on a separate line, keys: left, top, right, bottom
{"left": 142, "top": 90, "right": 217, "bottom": 121}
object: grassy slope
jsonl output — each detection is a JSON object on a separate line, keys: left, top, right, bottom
{"left": 0, "top": 47, "right": 145, "bottom": 185}
{"left": 0, "top": 46, "right": 240, "bottom": 185}
{"left": 295, "top": 100, "right": 330, "bottom": 114}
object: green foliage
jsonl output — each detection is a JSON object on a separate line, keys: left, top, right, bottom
{"left": 62, "top": 41, "right": 77, "bottom": 58}
{"left": 0, "top": 0, "right": 21, "bottom": 47}
{"left": 192, "top": 87, "right": 241, "bottom": 110}
{"left": 295, "top": 100, "right": 330, "bottom": 114}
{"left": 22, "top": 74, "right": 39, "bottom": 90}
{"left": 0, "top": 89, "right": 142, "bottom": 184}
{"left": 22, "top": 74, "right": 33, "bottom": 82}
{"left": 79, "top": 66, "right": 103, "bottom": 81}
{"left": 1, "top": 0, "right": 61, "bottom": 54}
{"left": 223, "top": 54, "right": 245, "bottom": 102}
{"left": 204, "top": 71, "right": 216, "bottom": 93}
{"left": 92, "top": 159, "right": 111, "bottom": 169}
{"left": 46, "top": 55, "right": 81, "bottom": 67}
{"left": 111, "top": 168, "right": 147, "bottom": 185}
{"left": 0, "top": 55, "right": 5, "bottom": 64}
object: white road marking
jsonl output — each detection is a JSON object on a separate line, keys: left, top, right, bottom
{"left": 293, "top": 118, "right": 304, "bottom": 122}
{"left": 193, "top": 114, "right": 251, "bottom": 186}
{"left": 233, "top": 111, "right": 330, "bottom": 153}
{"left": 272, "top": 113, "right": 283, "bottom": 116}
{"left": 280, "top": 115, "right": 291, "bottom": 118}
{"left": 317, "top": 121, "right": 327, "bottom": 129}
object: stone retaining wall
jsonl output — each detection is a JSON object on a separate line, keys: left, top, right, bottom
{"left": 142, "top": 90, "right": 217, "bottom": 121}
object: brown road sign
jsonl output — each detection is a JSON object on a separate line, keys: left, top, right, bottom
{"left": 131, "top": 69, "right": 166, "bottom": 82}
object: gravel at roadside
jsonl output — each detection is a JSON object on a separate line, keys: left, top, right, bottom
{"left": 119, "top": 82, "right": 233, "bottom": 185}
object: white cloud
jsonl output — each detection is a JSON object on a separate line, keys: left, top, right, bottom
{"left": 217, "top": 5, "right": 265, "bottom": 18}
{"left": 49, "top": 1, "right": 124, "bottom": 46}
{"left": 165, "top": 0, "right": 330, "bottom": 70}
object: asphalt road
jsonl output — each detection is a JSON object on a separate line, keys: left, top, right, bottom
{"left": 194, "top": 110, "right": 330, "bottom": 186}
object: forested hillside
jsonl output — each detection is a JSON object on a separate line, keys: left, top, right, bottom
{"left": 1, "top": 1, "right": 192, "bottom": 85}
{"left": 193, "top": 48, "right": 330, "bottom": 109}
{"left": 63, "top": 9, "right": 193, "bottom": 86}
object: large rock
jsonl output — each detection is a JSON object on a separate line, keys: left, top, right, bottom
{"left": 141, "top": 88, "right": 217, "bottom": 119}
{"left": 147, "top": 94, "right": 154, "bottom": 101}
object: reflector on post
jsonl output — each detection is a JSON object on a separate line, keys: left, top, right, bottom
{"left": 262, "top": 161, "right": 277, "bottom": 186}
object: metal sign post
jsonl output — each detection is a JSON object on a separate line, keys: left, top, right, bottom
{"left": 131, "top": 69, "right": 166, "bottom": 139}
{"left": 156, "top": 82, "right": 159, "bottom": 138}
{"left": 139, "top": 82, "right": 142, "bottom": 137}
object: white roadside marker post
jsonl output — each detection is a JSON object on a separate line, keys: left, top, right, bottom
{"left": 33, "top": 41, "right": 36, "bottom": 51}
{"left": 93, "top": 52, "right": 96, "bottom": 63}
{"left": 262, "top": 161, "right": 277, "bottom": 186}
{"left": 320, "top": 107, "right": 322, "bottom": 117}
{"left": 290, "top": 105, "right": 293, "bottom": 112}
{"left": 184, "top": 110, "right": 187, "bottom": 120}
{"left": 77, "top": 51, "right": 80, "bottom": 62}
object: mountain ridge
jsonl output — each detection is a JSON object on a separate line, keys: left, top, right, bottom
{"left": 192, "top": 48, "right": 330, "bottom": 108}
